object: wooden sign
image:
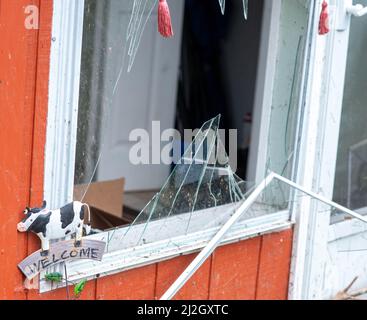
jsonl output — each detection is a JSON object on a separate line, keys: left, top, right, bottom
{"left": 18, "top": 239, "right": 106, "bottom": 280}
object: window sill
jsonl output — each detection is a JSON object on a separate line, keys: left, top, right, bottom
{"left": 39, "top": 209, "right": 292, "bottom": 293}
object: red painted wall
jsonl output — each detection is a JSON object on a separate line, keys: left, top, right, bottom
{"left": 0, "top": 0, "right": 294, "bottom": 300}
{"left": 0, "top": 0, "right": 51, "bottom": 300}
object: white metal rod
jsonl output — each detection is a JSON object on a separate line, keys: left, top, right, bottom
{"left": 272, "top": 173, "right": 367, "bottom": 224}
{"left": 160, "top": 172, "right": 276, "bottom": 300}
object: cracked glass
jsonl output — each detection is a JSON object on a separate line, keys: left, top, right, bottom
{"left": 73, "top": 0, "right": 311, "bottom": 240}
{"left": 218, "top": 0, "right": 248, "bottom": 19}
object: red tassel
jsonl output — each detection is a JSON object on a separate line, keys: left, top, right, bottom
{"left": 319, "top": 0, "right": 330, "bottom": 35}
{"left": 158, "top": 0, "right": 174, "bottom": 38}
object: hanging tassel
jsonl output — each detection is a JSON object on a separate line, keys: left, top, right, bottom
{"left": 158, "top": 0, "right": 174, "bottom": 38}
{"left": 319, "top": 0, "right": 330, "bottom": 35}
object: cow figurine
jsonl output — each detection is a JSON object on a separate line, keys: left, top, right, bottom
{"left": 17, "top": 200, "right": 91, "bottom": 256}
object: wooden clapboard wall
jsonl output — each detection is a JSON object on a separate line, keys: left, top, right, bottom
{"left": 29, "top": 229, "right": 293, "bottom": 300}
{"left": 0, "top": 0, "right": 52, "bottom": 300}
{"left": 0, "top": 0, "right": 293, "bottom": 300}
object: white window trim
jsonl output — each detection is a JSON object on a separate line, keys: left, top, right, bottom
{"left": 248, "top": 0, "right": 282, "bottom": 183}
{"left": 44, "top": 0, "right": 85, "bottom": 209}
{"left": 43, "top": 0, "right": 297, "bottom": 294}
{"left": 288, "top": 0, "right": 361, "bottom": 300}
{"left": 41, "top": 0, "right": 86, "bottom": 293}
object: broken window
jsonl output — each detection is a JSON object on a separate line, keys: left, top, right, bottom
{"left": 40, "top": 0, "right": 367, "bottom": 295}
{"left": 71, "top": 0, "right": 312, "bottom": 235}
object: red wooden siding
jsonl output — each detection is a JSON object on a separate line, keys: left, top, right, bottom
{"left": 255, "top": 229, "right": 293, "bottom": 300}
{"left": 0, "top": 0, "right": 51, "bottom": 300}
{"left": 95, "top": 232, "right": 293, "bottom": 301}
{"left": 35, "top": 230, "right": 293, "bottom": 300}
{"left": 209, "top": 238, "right": 261, "bottom": 300}
{"left": 156, "top": 253, "right": 212, "bottom": 300}
{"left": 96, "top": 265, "right": 157, "bottom": 300}
{"left": 0, "top": 0, "right": 294, "bottom": 300}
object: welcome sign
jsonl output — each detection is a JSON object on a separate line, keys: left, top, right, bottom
{"left": 18, "top": 239, "right": 106, "bottom": 280}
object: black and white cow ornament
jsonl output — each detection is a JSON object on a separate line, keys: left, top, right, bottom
{"left": 17, "top": 201, "right": 91, "bottom": 256}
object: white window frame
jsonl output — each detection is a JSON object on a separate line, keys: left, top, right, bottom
{"left": 42, "top": 0, "right": 313, "bottom": 293}
{"left": 288, "top": 0, "right": 367, "bottom": 300}
{"left": 248, "top": 0, "right": 282, "bottom": 183}
{"left": 44, "top": 0, "right": 85, "bottom": 208}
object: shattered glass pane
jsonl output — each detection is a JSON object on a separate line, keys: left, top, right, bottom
{"left": 117, "top": 115, "right": 287, "bottom": 248}
{"left": 73, "top": 0, "right": 310, "bottom": 242}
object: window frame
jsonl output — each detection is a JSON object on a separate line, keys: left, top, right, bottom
{"left": 44, "top": 0, "right": 85, "bottom": 209}
{"left": 288, "top": 0, "right": 367, "bottom": 300}
{"left": 42, "top": 0, "right": 308, "bottom": 293}
{"left": 247, "top": 0, "right": 282, "bottom": 183}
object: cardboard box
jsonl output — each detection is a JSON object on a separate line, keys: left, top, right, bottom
{"left": 73, "top": 178, "right": 132, "bottom": 231}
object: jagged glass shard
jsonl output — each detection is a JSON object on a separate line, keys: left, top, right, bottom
{"left": 118, "top": 115, "right": 256, "bottom": 248}
{"left": 243, "top": 0, "right": 249, "bottom": 20}
{"left": 218, "top": 0, "right": 226, "bottom": 15}
{"left": 218, "top": 0, "right": 248, "bottom": 20}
